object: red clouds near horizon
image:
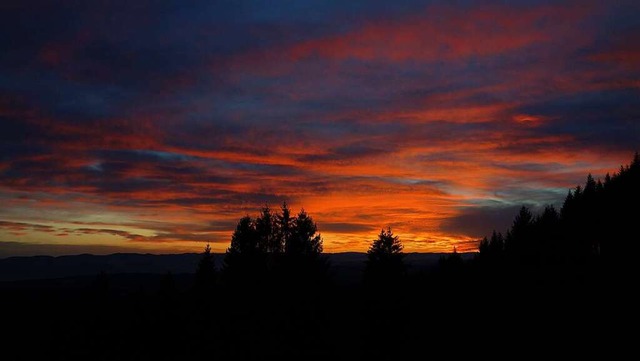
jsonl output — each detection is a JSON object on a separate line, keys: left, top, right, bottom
{"left": 1, "top": 1, "right": 638, "bottom": 256}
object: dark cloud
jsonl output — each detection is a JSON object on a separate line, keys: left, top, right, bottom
{"left": 441, "top": 204, "right": 544, "bottom": 238}
{"left": 0, "top": 221, "right": 56, "bottom": 234}
{"left": 515, "top": 89, "right": 640, "bottom": 150}
{"left": 298, "top": 143, "right": 391, "bottom": 163}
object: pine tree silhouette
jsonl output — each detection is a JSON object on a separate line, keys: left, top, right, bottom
{"left": 227, "top": 215, "right": 259, "bottom": 254}
{"left": 439, "top": 246, "right": 464, "bottom": 276}
{"left": 287, "top": 208, "right": 323, "bottom": 255}
{"left": 195, "top": 243, "right": 216, "bottom": 292}
{"left": 223, "top": 206, "right": 326, "bottom": 287}
{"left": 477, "top": 152, "right": 640, "bottom": 277}
{"left": 478, "top": 230, "right": 505, "bottom": 264}
{"left": 256, "top": 206, "right": 280, "bottom": 253}
{"left": 364, "top": 227, "right": 405, "bottom": 285}
{"left": 504, "top": 206, "right": 534, "bottom": 262}
{"left": 223, "top": 215, "right": 265, "bottom": 285}
{"left": 277, "top": 202, "right": 294, "bottom": 252}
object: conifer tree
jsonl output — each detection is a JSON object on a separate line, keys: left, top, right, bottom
{"left": 364, "top": 228, "right": 405, "bottom": 285}
{"left": 195, "top": 243, "right": 216, "bottom": 291}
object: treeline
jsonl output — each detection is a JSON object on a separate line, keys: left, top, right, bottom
{"left": 193, "top": 154, "right": 640, "bottom": 288}
{"left": 194, "top": 204, "right": 416, "bottom": 288}
{"left": 194, "top": 204, "right": 327, "bottom": 290}
{"left": 478, "top": 152, "right": 640, "bottom": 274}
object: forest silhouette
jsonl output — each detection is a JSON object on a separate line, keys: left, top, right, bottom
{"left": 2, "top": 153, "right": 639, "bottom": 360}
{"left": 478, "top": 152, "right": 640, "bottom": 275}
{"left": 221, "top": 203, "right": 327, "bottom": 289}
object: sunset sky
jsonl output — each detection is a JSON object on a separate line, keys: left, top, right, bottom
{"left": 1, "top": 1, "right": 639, "bottom": 256}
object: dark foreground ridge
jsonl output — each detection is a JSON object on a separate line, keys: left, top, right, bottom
{"left": 0, "top": 252, "right": 467, "bottom": 282}
{"left": 1, "top": 250, "right": 632, "bottom": 360}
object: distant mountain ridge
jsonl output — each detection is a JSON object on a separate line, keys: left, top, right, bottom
{"left": 0, "top": 252, "right": 472, "bottom": 282}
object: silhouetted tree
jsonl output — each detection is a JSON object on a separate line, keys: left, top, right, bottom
{"left": 364, "top": 228, "right": 405, "bottom": 285}
{"left": 278, "top": 208, "right": 326, "bottom": 286}
{"left": 478, "top": 152, "right": 640, "bottom": 276}
{"left": 489, "top": 231, "right": 504, "bottom": 255}
{"left": 276, "top": 202, "right": 294, "bottom": 250}
{"left": 256, "top": 206, "right": 281, "bottom": 253}
{"left": 223, "top": 216, "right": 265, "bottom": 285}
{"left": 227, "top": 216, "right": 259, "bottom": 255}
{"left": 584, "top": 173, "right": 596, "bottom": 195}
{"left": 439, "top": 246, "right": 464, "bottom": 276}
{"left": 479, "top": 237, "right": 490, "bottom": 256}
{"left": 223, "top": 206, "right": 326, "bottom": 286}
{"left": 195, "top": 243, "right": 216, "bottom": 292}
{"left": 287, "top": 208, "right": 323, "bottom": 255}
{"left": 561, "top": 190, "right": 574, "bottom": 220}
{"left": 478, "top": 230, "right": 504, "bottom": 264}
{"left": 531, "top": 205, "right": 560, "bottom": 264}
{"left": 505, "top": 206, "right": 534, "bottom": 261}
